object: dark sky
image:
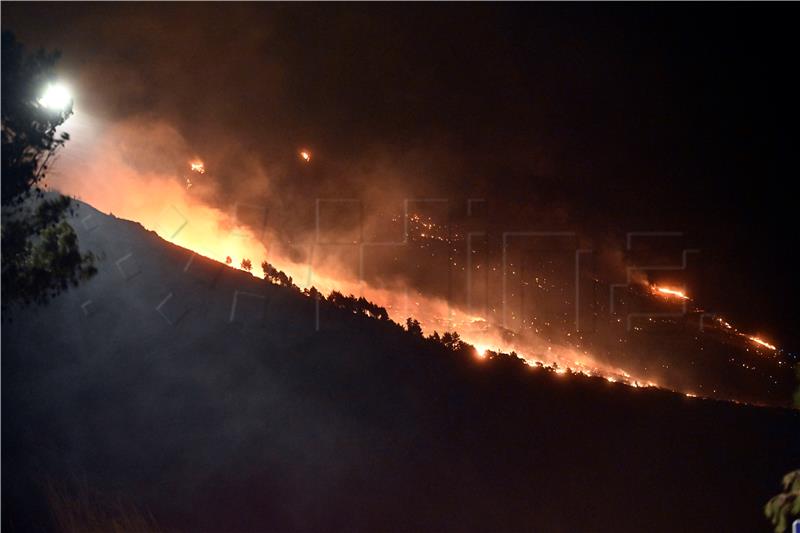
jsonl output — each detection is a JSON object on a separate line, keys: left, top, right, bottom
{"left": 4, "top": 3, "right": 799, "bottom": 349}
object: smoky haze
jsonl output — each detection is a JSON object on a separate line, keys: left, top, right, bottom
{"left": 3, "top": 3, "right": 799, "bottom": 353}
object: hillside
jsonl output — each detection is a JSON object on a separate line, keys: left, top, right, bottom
{"left": 3, "top": 201, "right": 799, "bottom": 532}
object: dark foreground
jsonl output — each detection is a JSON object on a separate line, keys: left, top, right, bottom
{"left": 3, "top": 203, "right": 798, "bottom": 532}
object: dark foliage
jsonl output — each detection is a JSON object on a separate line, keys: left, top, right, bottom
{"left": 328, "top": 290, "right": 389, "bottom": 321}
{"left": 404, "top": 317, "right": 422, "bottom": 336}
{"left": 440, "top": 331, "right": 462, "bottom": 351}
{"left": 1, "top": 32, "right": 95, "bottom": 308}
{"left": 261, "top": 260, "right": 296, "bottom": 289}
{"left": 765, "top": 470, "right": 800, "bottom": 533}
{"left": 795, "top": 363, "right": 800, "bottom": 409}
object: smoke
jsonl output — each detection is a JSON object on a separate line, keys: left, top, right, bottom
{"left": 14, "top": 3, "right": 785, "bottom": 399}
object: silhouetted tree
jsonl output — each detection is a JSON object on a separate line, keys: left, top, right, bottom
{"left": 406, "top": 317, "right": 423, "bottom": 337}
{"left": 261, "top": 260, "right": 294, "bottom": 287}
{"left": 240, "top": 258, "right": 252, "bottom": 271}
{"left": 2, "top": 32, "right": 95, "bottom": 308}
{"left": 441, "top": 331, "right": 462, "bottom": 351}
{"left": 355, "top": 296, "right": 389, "bottom": 320}
{"left": 225, "top": 256, "right": 232, "bottom": 265}
{"left": 329, "top": 292, "right": 358, "bottom": 314}
{"left": 303, "top": 286, "right": 323, "bottom": 301}
{"left": 323, "top": 290, "right": 390, "bottom": 321}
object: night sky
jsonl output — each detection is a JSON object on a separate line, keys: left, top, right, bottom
{"left": 4, "top": 3, "right": 799, "bottom": 350}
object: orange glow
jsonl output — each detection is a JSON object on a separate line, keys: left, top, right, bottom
{"left": 747, "top": 335, "right": 777, "bottom": 351}
{"left": 472, "top": 343, "right": 493, "bottom": 360}
{"left": 50, "top": 118, "right": 675, "bottom": 399}
{"left": 652, "top": 285, "right": 689, "bottom": 300}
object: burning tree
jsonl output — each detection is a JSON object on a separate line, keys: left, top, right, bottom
{"left": 240, "top": 258, "right": 252, "bottom": 272}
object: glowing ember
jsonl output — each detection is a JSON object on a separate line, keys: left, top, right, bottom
{"left": 472, "top": 343, "right": 493, "bottom": 360}
{"left": 299, "top": 150, "right": 311, "bottom": 163}
{"left": 747, "top": 335, "right": 777, "bottom": 351}
{"left": 190, "top": 161, "right": 205, "bottom": 174}
{"left": 652, "top": 285, "right": 689, "bottom": 300}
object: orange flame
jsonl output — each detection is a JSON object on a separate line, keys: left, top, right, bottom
{"left": 747, "top": 335, "right": 777, "bottom": 351}
{"left": 652, "top": 285, "right": 689, "bottom": 300}
{"left": 48, "top": 118, "right": 677, "bottom": 399}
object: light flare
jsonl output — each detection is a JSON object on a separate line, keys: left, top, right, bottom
{"left": 39, "top": 82, "right": 72, "bottom": 111}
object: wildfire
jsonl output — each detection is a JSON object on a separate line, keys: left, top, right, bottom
{"left": 652, "top": 285, "right": 689, "bottom": 300}
{"left": 53, "top": 128, "right": 762, "bottom": 404}
{"left": 747, "top": 335, "right": 777, "bottom": 351}
{"left": 471, "top": 343, "right": 494, "bottom": 360}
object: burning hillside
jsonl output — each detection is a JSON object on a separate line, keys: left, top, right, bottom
{"left": 43, "top": 122, "right": 794, "bottom": 406}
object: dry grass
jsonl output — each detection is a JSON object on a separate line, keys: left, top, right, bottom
{"left": 45, "top": 479, "right": 163, "bottom": 533}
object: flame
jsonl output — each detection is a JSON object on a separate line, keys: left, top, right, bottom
{"left": 652, "top": 285, "right": 689, "bottom": 300}
{"left": 471, "top": 342, "right": 495, "bottom": 360}
{"left": 47, "top": 117, "right": 699, "bottom": 401}
{"left": 746, "top": 335, "right": 776, "bottom": 351}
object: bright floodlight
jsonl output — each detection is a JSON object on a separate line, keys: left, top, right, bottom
{"left": 39, "top": 83, "right": 72, "bottom": 111}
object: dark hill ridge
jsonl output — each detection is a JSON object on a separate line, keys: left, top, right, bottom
{"left": 3, "top": 201, "right": 799, "bottom": 532}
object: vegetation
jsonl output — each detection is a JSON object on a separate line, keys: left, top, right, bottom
{"left": 404, "top": 317, "right": 422, "bottom": 336}
{"left": 766, "top": 470, "right": 800, "bottom": 533}
{"left": 261, "top": 260, "right": 295, "bottom": 288}
{"left": 766, "top": 368, "right": 800, "bottom": 532}
{"left": 1, "top": 32, "right": 95, "bottom": 308}
{"left": 5, "top": 208, "right": 798, "bottom": 532}
{"left": 440, "top": 331, "right": 463, "bottom": 351}
{"left": 794, "top": 363, "right": 800, "bottom": 409}
{"left": 327, "top": 290, "right": 389, "bottom": 321}
{"left": 46, "top": 479, "right": 162, "bottom": 533}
